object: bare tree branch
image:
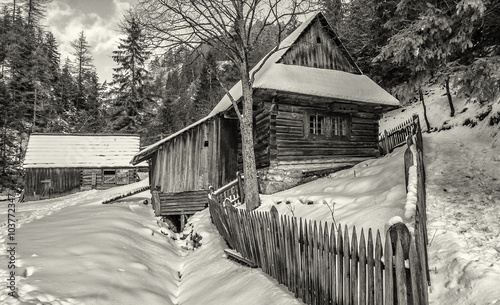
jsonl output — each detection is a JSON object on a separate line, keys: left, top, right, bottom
{"left": 134, "top": 0, "right": 313, "bottom": 210}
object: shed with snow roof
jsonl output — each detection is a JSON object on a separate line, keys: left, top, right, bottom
{"left": 23, "top": 133, "right": 145, "bottom": 201}
{"left": 131, "top": 12, "right": 399, "bottom": 215}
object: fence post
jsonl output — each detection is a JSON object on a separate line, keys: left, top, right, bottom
{"left": 404, "top": 136, "right": 414, "bottom": 192}
{"left": 384, "top": 130, "right": 390, "bottom": 154}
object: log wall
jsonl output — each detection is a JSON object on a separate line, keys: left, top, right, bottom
{"left": 235, "top": 98, "right": 272, "bottom": 171}
{"left": 271, "top": 97, "right": 381, "bottom": 168}
{"left": 81, "top": 168, "right": 137, "bottom": 190}
{"left": 81, "top": 169, "right": 102, "bottom": 190}
{"left": 255, "top": 100, "right": 272, "bottom": 169}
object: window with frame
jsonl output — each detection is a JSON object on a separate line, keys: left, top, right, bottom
{"left": 103, "top": 169, "right": 116, "bottom": 184}
{"left": 305, "top": 112, "right": 351, "bottom": 140}
{"left": 309, "top": 114, "right": 326, "bottom": 135}
{"left": 333, "top": 115, "right": 349, "bottom": 137}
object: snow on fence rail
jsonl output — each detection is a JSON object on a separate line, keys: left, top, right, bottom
{"left": 208, "top": 114, "right": 429, "bottom": 305}
{"left": 402, "top": 115, "right": 430, "bottom": 288}
{"left": 208, "top": 172, "right": 245, "bottom": 207}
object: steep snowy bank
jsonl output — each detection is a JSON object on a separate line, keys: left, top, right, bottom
{"left": 259, "top": 146, "right": 407, "bottom": 235}
{"left": 381, "top": 88, "right": 500, "bottom": 305}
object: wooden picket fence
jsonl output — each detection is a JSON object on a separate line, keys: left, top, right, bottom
{"left": 402, "top": 115, "right": 430, "bottom": 289}
{"left": 208, "top": 114, "right": 429, "bottom": 305}
{"left": 379, "top": 116, "right": 416, "bottom": 155}
{"left": 208, "top": 172, "right": 245, "bottom": 207}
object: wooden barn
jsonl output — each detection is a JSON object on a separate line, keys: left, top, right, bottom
{"left": 23, "top": 133, "right": 145, "bottom": 201}
{"left": 131, "top": 12, "right": 399, "bottom": 217}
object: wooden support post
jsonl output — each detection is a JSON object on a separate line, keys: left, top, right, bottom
{"left": 180, "top": 214, "right": 186, "bottom": 231}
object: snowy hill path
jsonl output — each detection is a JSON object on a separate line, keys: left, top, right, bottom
{"left": 1, "top": 182, "right": 304, "bottom": 305}
{"left": 423, "top": 128, "right": 500, "bottom": 305}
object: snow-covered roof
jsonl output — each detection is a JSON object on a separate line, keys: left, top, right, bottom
{"left": 24, "top": 134, "right": 144, "bottom": 169}
{"left": 209, "top": 12, "right": 398, "bottom": 116}
{"left": 131, "top": 12, "right": 399, "bottom": 164}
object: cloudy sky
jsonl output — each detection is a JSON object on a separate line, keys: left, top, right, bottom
{"left": 44, "top": 0, "right": 137, "bottom": 83}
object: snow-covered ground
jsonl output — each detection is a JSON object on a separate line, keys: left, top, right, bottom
{"left": 1, "top": 86, "right": 498, "bottom": 304}
{"left": 380, "top": 87, "right": 500, "bottom": 305}
{"left": 259, "top": 146, "right": 407, "bottom": 235}
{"left": 1, "top": 180, "right": 302, "bottom": 305}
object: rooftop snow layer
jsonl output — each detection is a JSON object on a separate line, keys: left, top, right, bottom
{"left": 24, "top": 134, "right": 143, "bottom": 168}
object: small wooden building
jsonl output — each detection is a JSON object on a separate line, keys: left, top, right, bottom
{"left": 131, "top": 116, "right": 239, "bottom": 218}
{"left": 23, "top": 133, "right": 145, "bottom": 201}
{"left": 131, "top": 12, "right": 399, "bottom": 216}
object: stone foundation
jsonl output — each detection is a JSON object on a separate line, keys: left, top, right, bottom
{"left": 257, "top": 168, "right": 317, "bottom": 194}
{"left": 257, "top": 164, "right": 356, "bottom": 194}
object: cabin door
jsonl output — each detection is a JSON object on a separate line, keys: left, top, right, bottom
{"left": 40, "top": 179, "right": 52, "bottom": 199}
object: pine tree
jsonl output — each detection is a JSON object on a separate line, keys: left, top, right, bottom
{"left": 43, "top": 32, "right": 59, "bottom": 83}
{"left": 56, "top": 57, "right": 77, "bottom": 117}
{"left": 110, "top": 14, "right": 151, "bottom": 132}
{"left": 82, "top": 70, "right": 104, "bottom": 132}
{"left": 193, "top": 52, "right": 223, "bottom": 121}
{"left": 1, "top": 5, "right": 32, "bottom": 188}
{"left": 24, "top": 0, "right": 51, "bottom": 28}
{"left": 70, "top": 31, "right": 94, "bottom": 110}
{"left": 374, "top": 0, "right": 488, "bottom": 121}
{"left": 320, "top": 0, "right": 343, "bottom": 32}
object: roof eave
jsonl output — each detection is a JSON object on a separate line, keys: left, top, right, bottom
{"left": 131, "top": 151, "right": 154, "bottom": 165}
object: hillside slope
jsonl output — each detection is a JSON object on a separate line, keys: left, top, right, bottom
{"left": 381, "top": 88, "right": 500, "bottom": 304}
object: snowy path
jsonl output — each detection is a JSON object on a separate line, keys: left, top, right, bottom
{"left": 423, "top": 128, "right": 500, "bottom": 305}
{"left": 1, "top": 190, "right": 100, "bottom": 304}
{"left": 1, "top": 182, "right": 303, "bottom": 305}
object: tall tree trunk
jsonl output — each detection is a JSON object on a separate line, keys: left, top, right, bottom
{"left": 445, "top": 77, "right": 455, "bottom": 117}
{"left": 2, "top": 114, "right": 6, "bottom": 174}
{"left": 240, "top": 69, "right": 260, "bottom": 211}
{"left": 419, "top": 88, "right": 431, "bottom": 132}
{"left": 12, "top": 0, "right": 16, "bottom": 23}
{"left": 33, "top": 88, "right": 37, "bottom": 131}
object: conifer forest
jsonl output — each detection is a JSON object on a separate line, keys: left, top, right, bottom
{"left": 0, "top": 0, "right": 499, "bottom": 192}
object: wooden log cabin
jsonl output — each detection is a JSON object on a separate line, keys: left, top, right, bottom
{"left": 131, "top": 12, "right": 399, "bottom": 216}
{"left": 23, "top": 134, "right": 146, "bottom": 201}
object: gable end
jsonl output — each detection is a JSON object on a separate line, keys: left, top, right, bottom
{"left": 278, "top": 14, "right": 361, "bottom": 74}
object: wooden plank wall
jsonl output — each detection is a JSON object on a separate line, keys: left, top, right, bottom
{"left": 152, "top": 117, "right": 238, "bottom": 194}
{"left": 219, "top": 118, "right": 240, "bottom": 186}
{"left": 24, "top": 168, "right": 81, "bottom": 200}
{"left": 279, "top": 18, "right": 359, "bottom": 74}
{"left": 158, "top": 190, "right": 208, "bottom": 216}
{"left": 272, "top": 98, "right": 381, "bottom": 167}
